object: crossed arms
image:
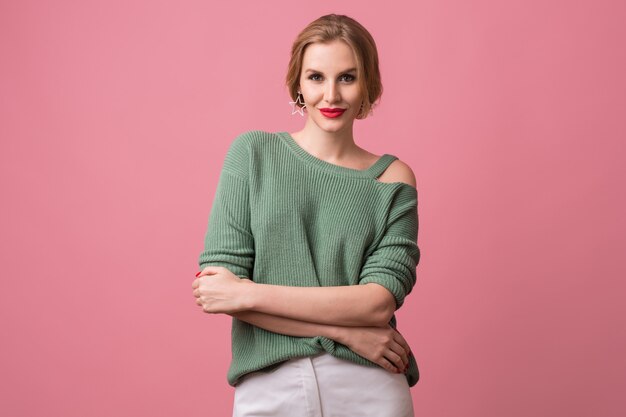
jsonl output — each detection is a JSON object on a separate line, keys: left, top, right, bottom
{"left": 191, "top": 267, "right": 411, "bottom": 373}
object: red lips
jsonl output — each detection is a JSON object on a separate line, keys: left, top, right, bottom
{"left": 319, "top": 108, "right": 346, "bottom": 118}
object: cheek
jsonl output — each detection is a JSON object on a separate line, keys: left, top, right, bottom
{"left": 346, "top": 87, "right": 363, "bottom": 101}
{"left": 348, "top": 95, "right": 363, "bottom": 108}
{"left": 302, "top": 90, "right": 322, "bottom": 103}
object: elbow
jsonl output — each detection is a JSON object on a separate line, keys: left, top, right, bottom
{"left": 364, "top": 283, "right": 397, "bottom": 326}
{"left": 373, "top": 301, "right": 396, "bottom": 327}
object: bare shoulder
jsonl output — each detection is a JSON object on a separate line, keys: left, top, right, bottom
{"left": 377, "top": 159, "right": 417, "bottom": 188}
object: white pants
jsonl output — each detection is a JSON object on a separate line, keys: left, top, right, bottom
{"left": 232, "top": 352, "right": 415, "bottom": 417}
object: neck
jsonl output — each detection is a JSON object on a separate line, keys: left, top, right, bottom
{"left": 292, "top": 118, "right": 358, "bottom": 161}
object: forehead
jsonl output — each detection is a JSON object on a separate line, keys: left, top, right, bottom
{"left": 302, "top": 40, "right": 357, "bottom": 72}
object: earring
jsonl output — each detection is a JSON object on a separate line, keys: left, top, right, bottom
{"left": 289, "top": 91, "right": 306, "bottom": 116}
{"left": 357, "top": 102, "right": 372, "bottom": 118}
{"left": 356, "top": 102, "right": 364, "bottom": 118}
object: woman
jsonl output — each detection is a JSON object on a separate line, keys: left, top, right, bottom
{"left": 192, "top": 13, "right": 420, "bottom": 417}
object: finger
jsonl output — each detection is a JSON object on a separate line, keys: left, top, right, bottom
{"left": 195, "top": 297, "right": 202, "bottom": 306}
{"left": 393, "top": 330, "right": 412, "bottom": 359}
{"left": 378, "top": 356, "right": 401, "bottom": 374}
{"left": 192, "top": 289, "right": 200, "bottom": 298}
{"left": 192, "top": 279, "right": 200, "bottom": 289}
{"left": 383, "top": 348, "right": 405, "bottom": 372}
{"left": 199, "top": 266, "right": 222, "bottom": 277}
{"left": 388, "top": 339, "right": 409, "bottom": 369}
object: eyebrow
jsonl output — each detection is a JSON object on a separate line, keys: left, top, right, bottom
{"left": 304, "top": 68, "right": 357, "bottom": 74}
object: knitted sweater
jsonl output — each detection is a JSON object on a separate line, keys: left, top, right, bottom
{"left": 198, "top": 130, "right": 420, "bottom": 387}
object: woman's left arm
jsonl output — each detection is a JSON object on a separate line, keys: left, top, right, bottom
{"left": 194, "top": 173, "right": 419, "bottom": 328}
{"left": 194, "top": 182, "right": 419, "bottom": 328}
{"left": 248, "top": 182, "right": 418, "bottom": 327}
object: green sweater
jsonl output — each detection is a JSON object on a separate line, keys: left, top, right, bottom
{"left": 198, "top": 130, "right": 420, "bottom": 387}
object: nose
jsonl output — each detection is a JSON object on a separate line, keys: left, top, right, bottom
{"left": 324, "top": 80, "right": 340, "bottom": 103}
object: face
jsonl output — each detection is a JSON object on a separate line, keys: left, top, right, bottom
{"left": 298, "top": 40, "right": 363, "bottom": 133}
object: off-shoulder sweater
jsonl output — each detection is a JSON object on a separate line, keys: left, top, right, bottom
{"left": 198, "top": 130, "right": 421, "bottom": 387}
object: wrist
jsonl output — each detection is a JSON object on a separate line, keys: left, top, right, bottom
{"left": 326, "top": 325, "right": 351, "bottom": 345}
{"left": 241, "top": 280, "right": 258, "bottom": 311}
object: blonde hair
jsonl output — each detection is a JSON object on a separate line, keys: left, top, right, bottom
{"left": 285, "top": 14, "right": 383, "bottom": 119}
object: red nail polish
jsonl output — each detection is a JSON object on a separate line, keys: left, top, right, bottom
{"left": 195, "top": 271, "right": 201, "bottom": 277}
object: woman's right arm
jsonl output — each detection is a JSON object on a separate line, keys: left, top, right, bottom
{"left": 229, "top": 310, "right": 411, "bottom": 374}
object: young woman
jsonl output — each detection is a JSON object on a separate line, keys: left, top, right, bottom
{"left": 192, "top": 13, "right": 420, "bottom": 417}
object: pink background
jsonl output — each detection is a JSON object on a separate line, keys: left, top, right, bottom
{"left": 1, "top": 1, "right": 625, "bottom": 416}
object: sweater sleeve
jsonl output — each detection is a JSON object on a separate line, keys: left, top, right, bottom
{"left": 358, "top": 184, "right": 420, "bottom": 309}
{"left": 197, "top": 133, "right": 255, "bottom": 279}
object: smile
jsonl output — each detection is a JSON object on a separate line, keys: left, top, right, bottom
{"left": 319, "top": 108, "right": 346, "bottom": 118}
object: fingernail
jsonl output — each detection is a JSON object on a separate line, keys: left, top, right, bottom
{"left": 195, "top": 271, "right": 201, "bottom": 277}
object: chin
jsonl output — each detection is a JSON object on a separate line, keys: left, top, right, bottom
{"left": 315, "top": 116, "right": 355, "bottom": 127}
{"left": 315, "top": 123, "right": 353, "bottom": 135}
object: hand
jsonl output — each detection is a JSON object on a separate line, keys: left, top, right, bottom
{"left": 192, "top": 266, "right": 254, "bottom": 314}
{"left": 339, "top": 324, "right": 412, "bottom": 374}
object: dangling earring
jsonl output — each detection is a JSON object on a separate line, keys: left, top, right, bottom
{"left": 289, "top": 91, "right": 306, "bottom": 116}
{"left": 358, "top": 102, "right": 372, "bottom": 118}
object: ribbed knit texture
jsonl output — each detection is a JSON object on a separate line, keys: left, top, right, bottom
{"left": 198, "top": 130, "right": 420, "bottom": 387}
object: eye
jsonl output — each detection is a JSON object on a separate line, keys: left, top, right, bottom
{"left": 307, "top": 73, "right": 356, "bottom": 82}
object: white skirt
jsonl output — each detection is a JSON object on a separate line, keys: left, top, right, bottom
{"left": 232, "top": 352, "right": 414, "bottom": 417}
